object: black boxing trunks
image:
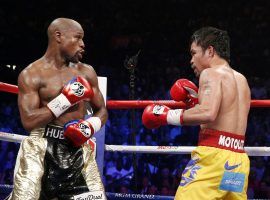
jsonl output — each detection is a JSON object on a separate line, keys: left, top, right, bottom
{"left": 8, "top": 124, "right": 106, "bottom": 200}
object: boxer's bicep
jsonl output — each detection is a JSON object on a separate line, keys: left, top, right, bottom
{"left": 83, "top": 65, "right": 108, "bottom": 125}
{"left": 83, "top": 65, "right": 105, "bottom": 109}
{"left": 18, "top": 72, "right": 41, "bottom": 119}
{"left": 17, "top": 71, "right": 53, "bottom": 131}
{"left": 199, "top": 70, "right": 222, "bottom": 120}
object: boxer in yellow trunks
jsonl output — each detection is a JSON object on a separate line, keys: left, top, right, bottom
{"left": 142, "top": 27, "right": 251, "bottom": 199}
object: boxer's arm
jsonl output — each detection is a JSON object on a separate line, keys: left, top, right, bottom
{"left": 83, "top": 65, "right": 108, "bottom": 126}
{"left": 181, "top": 69, "right": 222, "bottom": 125}
{"left": 18, "top": 70, "right": 54, "bottom": 131}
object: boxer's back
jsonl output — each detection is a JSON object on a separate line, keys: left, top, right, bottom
{"left": 202, "top": 65, "right": 251, "bottom": 135}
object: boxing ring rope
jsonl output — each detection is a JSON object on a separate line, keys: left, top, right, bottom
{"left": 1, "top": 81, "right": 270, "bottom": 200}
{"left": 106, "top": 99, "right": 270, "bottom": 108}
{"left": 0, "top": 131, "right": 270, "bottom": 156}
{"left": 0, "top": 82, "right": 18, "bottom": 94}
{"left": 1, "top": 81, "right": 270, "bottom": 108}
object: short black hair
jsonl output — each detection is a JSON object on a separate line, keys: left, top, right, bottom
{"left": 191, "top": 27, "right": 230, "bottom": 62}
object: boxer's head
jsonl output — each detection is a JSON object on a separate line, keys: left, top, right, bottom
{"left": 47, "top": 18, "right": 85, "bottom": 63}
{"left": 189, "top": 27, "right": 230, "bottom": 77}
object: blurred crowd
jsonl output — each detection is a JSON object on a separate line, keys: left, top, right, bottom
{"left": 102, "top": 78, "right": 270, "bottom": 199}
{"left": 0, "top": 0, "right": 270, "bottom": 199}
{"left": 0, "top": 76, "right": 269, "bottom": 199}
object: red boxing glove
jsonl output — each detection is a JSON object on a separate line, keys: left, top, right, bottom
{"left": 170, "top": 79, "right": 198, "bottom": 108}
{"left": 142, "top": 104, "right": 184, "bottom": 129}
{"left": 47, "top": 76, "right": 94, "bottom": 117}
{"left": 64, "top": 117, "right": 102, "bottom": 147}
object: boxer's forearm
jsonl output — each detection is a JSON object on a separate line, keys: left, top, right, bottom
{"left": 182, "top": 104, "right": 217, "bottom": 125}
{"left": 92, "top": 106, "right": 108, "bottom": 126}
{"left": 20, "top": 107, "right": 55, "bottom": 132}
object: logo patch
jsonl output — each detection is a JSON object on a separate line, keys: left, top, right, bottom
{"left": 218, "top": 135, "right": 244, "bottom": 150}
{"left": 50, "top": 99, "right": 65, "bottom": 110}
{"left": 79, "top": 122, "right": 91, "bottom": 137}
{"left": 180, "top": 158, "right": 201, "bottom": 187}
{"left": 219, "top": 171, "right": 245, "bottom": 193}
{"left": 152, "top": 105, "right": 165, "bottom": 115}
{"left": 74, "top": 190, "right": 105, "bottom": 200}
{"left": 71, "top": 81, "right": 85, "bottom": 97}
{"left": 224, "top": 161, "right": 241, "bottom": 171}
{"left": 183, "top": 86, "right": 198, "bottom": 98}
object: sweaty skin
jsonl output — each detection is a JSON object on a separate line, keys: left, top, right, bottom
{"left": 175, "top": 28, "right": 250, "bottom": 200}
{"left": 10, "top": 18, "right": 108, "bottom": 200}
{"left": 182, "top": 42, "right": 250, "bottom": 136}
{"left": 18, "top": 18, "right": 108, "bottom": 132}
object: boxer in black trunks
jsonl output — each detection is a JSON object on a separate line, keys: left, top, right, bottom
{"left": 9, "top": 18, "right": 108, "bottom": 200}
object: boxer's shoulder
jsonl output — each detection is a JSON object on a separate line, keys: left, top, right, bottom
{"left": 20, "top": 58, "right": 48, "bottom": 78}
{"left": 70, "top": 62, "right": 96, "bottom": 76}
{"left": 19, "top": 59, "right": 66, "bottom": 92}
{"left": 71, "top": 63, "right": 98, "bottom": 84}
{"left": 233, "top": 70, "right": 247, "bottom": 82}
{"left": 199, "top": 68, "right": 215, "bottom": 83}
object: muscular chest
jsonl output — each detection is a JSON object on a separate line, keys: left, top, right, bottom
{"left": 39, "top": 67, "right": 85, "bottom": 103}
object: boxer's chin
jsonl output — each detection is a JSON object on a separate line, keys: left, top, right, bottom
{"left": 70, "top": 55, "right": 80, "bottom": 63}
{"left": 193, "top": 70, "right": 199, "bottom": 77}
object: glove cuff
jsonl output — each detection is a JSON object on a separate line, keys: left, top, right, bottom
{"left": 86, "top": 117, "right": 102, "bottom": 134}
{"left": 47, "top": 93, "right": 71, "bottom": 118}
{"left": 167, "top": 109, "right": 184, "bottom": 126}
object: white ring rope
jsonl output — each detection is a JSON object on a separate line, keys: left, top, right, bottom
{"left": 0, "top": 131, "right": 26, "bottom": 143}
{"left": 105, "top": 145, "right": 196, "bottom": 154}
{"left": 1, "top": 131, "right": 270, "bottom": 156}
{"left": 105, "top": 145, "right": 270, "bottom": 156}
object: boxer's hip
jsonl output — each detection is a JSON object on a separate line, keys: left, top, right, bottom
{"left": 10, "top": 124, "right": 105, "bottom": 200}
{"left": 198, "top": 128, "right": 245, "bottom": 153}
{"left": 176, "top": 130, "right": 250, "bottom": 199}
{"left": 29, "top": 123, "right": 65, "bottom": 140}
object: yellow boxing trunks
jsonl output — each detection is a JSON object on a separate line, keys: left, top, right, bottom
{"left": 8, "top": 124, "right": 106, "bottom": 200}
{"left": 175, "top": 129, "right": 250, "bottom": 200}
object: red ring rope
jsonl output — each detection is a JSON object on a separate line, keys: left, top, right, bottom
{"left": 1, "top": 81, "right": 270, "bottom": 109}
{"left": 0, "top": 82, "right": 18, "bottom": 94}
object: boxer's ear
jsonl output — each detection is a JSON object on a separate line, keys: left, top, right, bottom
{"left": 208, "top": 46, "right": 215, "bottom": 57}
{"left": 206, "top": 45, "right": 215, "bottom": 58}
{"left": 55, "top": 31, "right": 61, "bottom": 43}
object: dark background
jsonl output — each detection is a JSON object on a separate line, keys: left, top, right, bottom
{"left": 0, "top": 0, "right": 270, "bottom": 198}
{"left": 0, "top": 0, "right": 270, "bottom": 86}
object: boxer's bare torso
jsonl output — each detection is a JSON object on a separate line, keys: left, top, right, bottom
{"left": 18, "top": 18, "right": 107, "bottom": 131}
{"left": 183, "top": 41, "right": 251, "bottom": 136}
{"left": 199, "top": 65, "right": 250, "bottom": 135}
{"left": 18, "top": 59, "right": 103, "bottom": 128}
